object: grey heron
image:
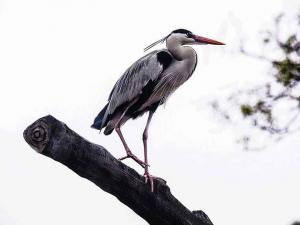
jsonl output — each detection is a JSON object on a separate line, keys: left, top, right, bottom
{"left": 92, "top": 29, "right": 224, "bottom": 191}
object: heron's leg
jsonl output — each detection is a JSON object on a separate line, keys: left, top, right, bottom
{"left": 115, "top": 102, "right": 147, "bottom": 168}
{"left": 142, "top": 111, "right": 154, "bottom": 174}
{"left": 142, "top": 111, "right": 161, "bottom": 192}
{"left": 116, "top": 125, "right": 147, "bottom": 168}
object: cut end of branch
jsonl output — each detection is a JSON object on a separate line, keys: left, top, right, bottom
{"left": 23, "top": 115, "right": 53, "bottom": 153}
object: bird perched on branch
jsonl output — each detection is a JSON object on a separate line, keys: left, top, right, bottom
{"left": 92, "top": 29, "right": 224, "bottom": 191}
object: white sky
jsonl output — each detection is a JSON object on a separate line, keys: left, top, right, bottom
{"left": 0, "top": 0, "right": 300, "bottom": 225}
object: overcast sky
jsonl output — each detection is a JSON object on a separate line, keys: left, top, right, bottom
{"left": 0, "top": 0, "right": 300, "bottom": 225}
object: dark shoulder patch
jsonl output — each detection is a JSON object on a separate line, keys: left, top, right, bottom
{"left": 156, "top": 51, "right": 173, "bottom": 70}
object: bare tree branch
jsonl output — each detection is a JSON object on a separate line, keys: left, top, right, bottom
{"left": 23, "top": 115, "right": 213, "bottom": 225}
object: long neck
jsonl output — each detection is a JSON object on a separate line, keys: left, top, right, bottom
{"left": 166, "top": 36, "right": 196, "bottom": 61}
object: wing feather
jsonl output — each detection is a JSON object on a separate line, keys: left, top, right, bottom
{"left": 107, "top": 50, "right": 169, "bottom": 114}
{"left": 101, "top": 50, "right": 172, "bottom": 127}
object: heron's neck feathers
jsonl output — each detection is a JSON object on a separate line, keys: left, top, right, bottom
{"left": 166, "top": 36, "right": 195, "bottom": 61}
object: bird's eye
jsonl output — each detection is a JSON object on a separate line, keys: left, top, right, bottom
{"left": 186, "top": 33, "right": 193, "bottom": 38}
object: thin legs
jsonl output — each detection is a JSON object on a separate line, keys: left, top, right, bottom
{"left": 115, "top": 107, "right": 159, "bottom": 192}
{"left": 142, "top": 111, "right": 154, "bottom": 174}
{"left": 116, "top": 102, "right": 147, "bottom": 168}
{"left": 143, "top": 111, "right": 159, "bottom": 192}
{"left": 116, "top": 125, "right": 147, "bottom": 168}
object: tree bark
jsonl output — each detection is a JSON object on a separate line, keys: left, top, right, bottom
{"left": 23, "top": 115, "right": 213, "bottom": 225}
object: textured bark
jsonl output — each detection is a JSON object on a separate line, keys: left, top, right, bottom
{"left": 23, "top": 115, "right": 213, "bottom": 225}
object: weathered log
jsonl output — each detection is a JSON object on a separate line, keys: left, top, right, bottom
{"left": 23, "top": 115, "right": 213, "bottom": 225}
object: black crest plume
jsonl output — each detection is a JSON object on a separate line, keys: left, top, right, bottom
{"left": 144, "top": 34, "right": 170, "bottom": 52}
{"left": 144, "top": 29, "right": 192, "bottom": 52}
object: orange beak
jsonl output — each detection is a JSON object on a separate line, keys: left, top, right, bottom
{"left": 193, "top": 35, "right": 225, "bottom": 45}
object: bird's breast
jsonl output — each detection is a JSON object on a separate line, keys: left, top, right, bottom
{"left": 137, "top": 52, "right": 198, "bottom": 111}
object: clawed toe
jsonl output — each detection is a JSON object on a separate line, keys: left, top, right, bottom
{"left": 143, "top": 173, "right": 161, "bottom": 192}
{"left": 118, "top": 152, "right": 148, "bottom": 168}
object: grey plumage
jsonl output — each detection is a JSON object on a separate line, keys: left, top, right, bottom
{"left": 102, "top": 50, "right": 167, "bottom": 130}
{"left": 91, "top": 29, "right": 224, "bottom": 191}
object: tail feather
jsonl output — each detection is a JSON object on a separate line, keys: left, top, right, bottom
{"left": 91, "top": 103, "right": 109, "bottom": 130}
{"left": 103, "top": 124, "right": 114, "bottom": 135}
{"left": 103, "top": 112, "right": 122, "bottom": 135}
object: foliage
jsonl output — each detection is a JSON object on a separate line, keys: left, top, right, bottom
{"left": 212, "top": 12, "right": 300, "bottom": 149}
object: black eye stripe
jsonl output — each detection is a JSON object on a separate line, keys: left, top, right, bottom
{"left": 186, "top": 32, "right": 193, "bottom": 38}
{"left": 172, "top": 29, "right": 193, "bottom": 36}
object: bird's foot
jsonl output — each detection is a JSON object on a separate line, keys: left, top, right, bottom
{"left": 118, "top": 151, "right": 148, "bottom": 168}
{"left": 143, "top": 172, "right": 162, "bottom": 192}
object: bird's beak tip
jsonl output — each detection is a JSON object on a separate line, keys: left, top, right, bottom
{"left": 194, "top": 35, "right": 225, "bottom": 46}
{"left": 211, "top": 41, "right": 226, "bottom": 45}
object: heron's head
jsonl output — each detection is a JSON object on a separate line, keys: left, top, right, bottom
{"left": 168, "top": 29, "right": 225, "bottom": 46}
{"left": 144, "top": 28, "right": 225, "bottom": 51}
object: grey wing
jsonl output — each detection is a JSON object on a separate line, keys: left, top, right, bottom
{"left": 106, "top": 50, "right": 169, "bottom": 116}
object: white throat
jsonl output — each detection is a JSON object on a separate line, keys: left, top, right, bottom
{"left": 166, "top": 33, "right": 196, "bottom": 61}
